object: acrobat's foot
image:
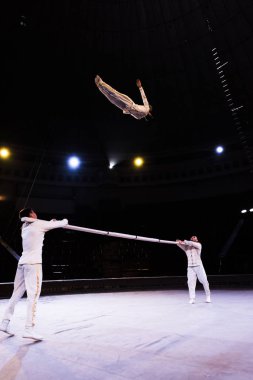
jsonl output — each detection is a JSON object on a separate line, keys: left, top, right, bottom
{"left": 23, "top": 327, "right": 43, "bottom": 341}
{"left": 95, "top": 75, "right": 102, "bottom": 86}
{"left": 0, "top": 320, "right": 14, "bottom": 336}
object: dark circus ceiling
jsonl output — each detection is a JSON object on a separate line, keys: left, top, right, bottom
{"left": 1, "top": 0, "right": 253, "bottom": 168}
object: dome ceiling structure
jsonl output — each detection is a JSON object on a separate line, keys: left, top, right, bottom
{"left": 0, "top": 1, "right": 253, "bottom": 271}
{"left": 1, "top": 0, "right": 253, "bottom": 169}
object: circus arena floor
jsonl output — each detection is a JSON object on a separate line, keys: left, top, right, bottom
{"left": 1, "top": 287, "right": 253, "bottom": 380}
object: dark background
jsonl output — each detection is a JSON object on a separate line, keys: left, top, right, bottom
{"left": 0, "top": 0, "right": 253, "bottom": 281}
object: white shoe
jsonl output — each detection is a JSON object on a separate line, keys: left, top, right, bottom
{"left": 189, "top": 298, "right": 195, "bottom": 304}
{"left": 206, "top": 296, "right": 211, "bottom": 303}
{"left": 0, "top": 319, "right": 14, "bottom": 336}
{"left": 23, "top": 327, "right": 43, "bottom": 341}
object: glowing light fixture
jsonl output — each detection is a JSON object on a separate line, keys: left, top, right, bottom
{"left": 240, "top": 208, "right": 253, "bottom": 214}
{"left": 67, "top": 156, "right": 81, "bottom": 170}
{"left": 133, "top": 156, "right": 144, "bottom": 168}
{"left": 0, "top": 147, "right": 11, "bottom": 159}
{"left": 215, "top": 146, "right": 224, "bottom": 154}
{"left": 109, "top": 161, "right": 115, "bottom": 169}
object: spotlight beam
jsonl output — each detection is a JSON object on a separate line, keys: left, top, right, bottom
{"left": 0, "top": 236, "right": 20, "bottom": 261}
{"left": 219, "top": 218, "right": 245, "bottom": 259}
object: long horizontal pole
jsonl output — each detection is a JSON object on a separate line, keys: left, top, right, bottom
{"left": 64, "top": 224, "right": 177, "bottom": 245}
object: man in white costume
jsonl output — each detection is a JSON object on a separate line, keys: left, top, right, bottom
{"left": 0, "top": 208, "right": 68, "bottom": 340}
{"left": 95, "top": 75, "right": 152, "bottom": 120}
{"left": 176, "top": 236, "right": 211, "bottom": 304}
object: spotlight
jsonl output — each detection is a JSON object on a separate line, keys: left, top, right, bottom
{"left": 133, "top": 157, "right": 144, "bottom": 168}
{"left": 109, "top": 161, "right": 115, "bottom": 169}
{"left": 0, "top": 147, "right": 11, "bottom": 159}
{"left": 215, "top": 146, "right": 224, "bottom": 154}
{"left": 67, "top": 156, "right": 81, "bottom": 170}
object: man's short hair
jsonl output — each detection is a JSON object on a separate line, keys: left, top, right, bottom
{"left": 19, "top": 208, "right": 33, "bottom": 220}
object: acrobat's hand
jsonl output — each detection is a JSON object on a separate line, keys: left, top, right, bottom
{"left": 136, "top": 79, "right": 142, "bottom": 88}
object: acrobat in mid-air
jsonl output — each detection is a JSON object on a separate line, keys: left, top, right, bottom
{"left": 95, "top": 75, "right": 152, "bottom": 120}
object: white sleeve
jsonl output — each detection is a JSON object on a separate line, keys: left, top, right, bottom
{"left": 39, "top": 219, "right": 68, "bottom": 232}
{"left": 21, "top": 217, "right": 68, "bottom": 231}
{"left": 21, "top": 217, "right": 37, "bottom": 223}
{"left": 184, "top": 240, "right": 201, "bottom": 249}
{"left": 139, "top": 86, "right": 149, "bottom": 107}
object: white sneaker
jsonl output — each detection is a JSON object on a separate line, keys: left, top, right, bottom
{"left": 189, "top": 298, "right": 195, "bottom": 304}
{"left": 23, "top": 327, "right": 43, "bottom": 341}
{"left": 0, "top": 319, "right": 14, "bottom": 336}
{"left": 206, "top": 296, "right": 211, "bottom": 303}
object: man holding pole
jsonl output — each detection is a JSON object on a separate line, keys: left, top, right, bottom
{"left": 176, "top": 236, "right": 211, "bottom": 304}
{"left": 0, "top": 208, "right": 68, "bottom": 340}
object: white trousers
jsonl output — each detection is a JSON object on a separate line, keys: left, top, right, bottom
{"left": 97, "top": 80, "right": 134, "bottom": 111}
{"left": 187, "top": 265, "right": 210, "bottom": 299}
{"left": 3, "top": 264, "right": 42, "bottom": 328}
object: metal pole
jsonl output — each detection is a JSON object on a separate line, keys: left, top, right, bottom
{"left": 64, "top": 224, "right": 177, "bottom": 245}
